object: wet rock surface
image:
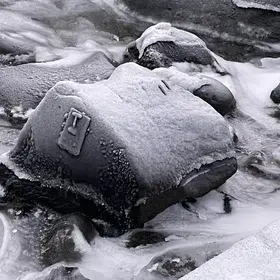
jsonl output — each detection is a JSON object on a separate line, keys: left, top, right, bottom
{"left": 126, "top": 230, "right": 167, "bottom": 248}
{"left": 270, "top": 83, "right": 280, "bottom": 103}
{"left": 136, "top": 246, "right": 222, "bottom": 280}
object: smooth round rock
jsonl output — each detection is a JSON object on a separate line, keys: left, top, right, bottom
{"left": 193, "top": 77, "right": 236, "bottom": 116}
{"left": 270, "top": 83, "right": 280, "bottom": 103}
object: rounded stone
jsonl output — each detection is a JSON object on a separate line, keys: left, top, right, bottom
{"left": 193, "top": 77, "right": 236, "bottom": 116}
{"left": 270, "top": 83, "right": 280, "bottom": 104}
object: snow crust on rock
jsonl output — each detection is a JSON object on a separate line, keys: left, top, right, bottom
{"left": 233, "top": 0, "right": 280, "bottom": 12}
{"left": 0, "top": 51, "right": 115, "bottom": 111}
{"left": 36, "top": 62, "right": 234, "bottom": 190}
{"left": 180, "top": 219, "right": 280, "bottom": 280}
{"left": 136, "top": 23, "right": 207, "bottom": 59}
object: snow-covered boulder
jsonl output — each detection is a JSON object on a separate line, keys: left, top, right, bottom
{"left": 5, "top": 63, "right": 237, "bottom": 235}
{"left": 123, "top": 23, "right": 225, "bottom": 73}
{"left": 180, "top": 220, "right": 280, "bottom": 280}
{"left": 0, "top": 51, "right": 115, "bottom": 121}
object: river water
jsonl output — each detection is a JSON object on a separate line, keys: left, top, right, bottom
{"left": 0, "top": 1, "right": 280, "bottom": 279}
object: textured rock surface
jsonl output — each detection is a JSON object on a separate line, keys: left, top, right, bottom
{"left": 0, "top": 51, "right": 115, "bottom": 114}
{"left": 6, "top": 62, "right": 236, "bottom": 234}
{"left": 180, "top": 220, "right": 280, "bottom": 280}
{"left": 270, "top": 83, "right": 280, "bottom": 103}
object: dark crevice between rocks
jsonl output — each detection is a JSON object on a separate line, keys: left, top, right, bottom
{"left": 0, "top": 163, "right": 129, "bottom": 237}
{"left": 126, "top": 230, "right": 168, "bottom": 248}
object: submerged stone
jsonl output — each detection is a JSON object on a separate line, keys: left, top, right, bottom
{"left": 4, "top": 63, "right": 237, "bottom": 235}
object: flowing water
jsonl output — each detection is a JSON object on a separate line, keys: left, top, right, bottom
{"left": 0, "top": 1, "right": 280, "bottom": 279}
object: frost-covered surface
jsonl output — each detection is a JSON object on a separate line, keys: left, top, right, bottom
{"left": 180, "top": 220, "right": 280, "bottom": 280}
{"left": 153, "top": 67, "right": 207, "bottom": 92}
{"left": 136, "top": 23, "right": 207, "bottom": 58}
{"left": 0, "top": 51, "right": 115, "bottom": 111}
{"left": 233, "top": 0, "right": 280, "bottom": 12}
{"left": 21, "top": 62, "right": 234, "bottom": 193}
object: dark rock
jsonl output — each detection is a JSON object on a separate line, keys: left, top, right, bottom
{"left": 136, "top": 246, "right": 223, "bottom": 280}
{"left": 126, "top": 230, "right": 167, "bottom": 248}
{"left": 181, "top": 198, "right": 197, "bottom": 210}
{"left": 0, "top": 51, "right": 115, "bottom": 121}
{"left": 41, "top": 214, "right": 97, "bottom": 266}
{"left": 123, "top": 24, "right": 226, "bottom": 74}
{"left": 0, "top": 53, "right": 36, "bottom": 66}
{"left": 34, "top": 266, "right": 89, "bottom": 280}
{"left": 193, "top": 77, "right": 236, "bottom": 115}
{"left": 5, "top": 63, "right": 237, "bottom": 235}
{"left": 270, "top": 83, "right": 280, "bottom": 103}
{"left": 223, "top": 194, "right": 232, "bottom": 214}
{"left": 124, "top": 41, "right": 214, "bottom": 69}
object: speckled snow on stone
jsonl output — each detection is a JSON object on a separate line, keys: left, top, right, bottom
{"left": 26, "top": 62, "right": 234, "bottom": 192}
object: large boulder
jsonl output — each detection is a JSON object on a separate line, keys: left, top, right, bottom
{"left": 3, "top": 63, "right": 237, "bottom": 235}
{"left": 0, "top": 51, "right": 115, "bottom": 121}
{"left": 123, "top": 23, "right": 225, "bottom": 74}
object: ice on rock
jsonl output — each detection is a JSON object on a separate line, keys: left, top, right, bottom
{"left": 135, "top": 22, "right": 207, "bottom": 59}
{"left": 232, "top": 0, "right": 280, "bottom": 12}
{"left": 7, "top": 62, "right": 236, "bottom": 234}
{"left": 180, "top": 219, "right": 280, "bottom": 280}
{"left": 0, "top": 51, "right": 115, "bottom": 117}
